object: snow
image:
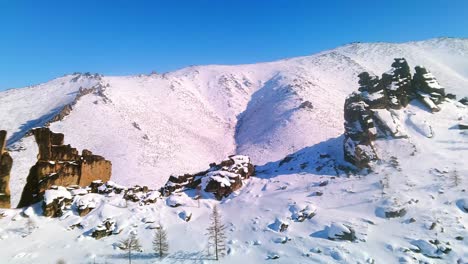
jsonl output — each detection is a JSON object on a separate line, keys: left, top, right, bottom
{"left": 0, "top": 38, "right": 467, "bottom": 263}
{"left": 43, "top": 187, "right": 72, "bottom": 205}
{"left": 327, "top": 223, "right": 351, "bottom": 239}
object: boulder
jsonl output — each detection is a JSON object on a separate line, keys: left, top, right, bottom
{"left": 161, "top": 155, "right": 254, "bottom": 199}
{"left": 327, "top": 223, "right": 356, "bottom": 241}
{"left": 459, "top": 97, "right": 468, "bottom": 105}
{"left": 42, "top": 187, "right": 73, "bottom": 217}
{"left": 91, "top": 218, "right": 116, "bottom": 239}
{"left": 202, "top": 171, "right": 243, "bottom": 200}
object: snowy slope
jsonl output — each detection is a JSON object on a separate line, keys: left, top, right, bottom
{"left": 1, "top": 38, "right": 468, "bottom": 207}
{"left": 0, "top": 37, "right": 467, "bottom": 264}
{"left": 0, "top": 99, "right": 466, "bottom": 264}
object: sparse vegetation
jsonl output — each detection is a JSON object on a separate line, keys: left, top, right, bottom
{"left": 118, "top": 233, "right": 142, "bottom": 264}
{"left": 153, "top": 225, "right": 169, "bottom": 259}
{"left": 206, "top": 205, "right": 227, "bottom": 261}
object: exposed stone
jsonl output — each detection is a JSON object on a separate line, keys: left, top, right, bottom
{"left": 413, "top": 66, "right": 445, "bottom": 112}
{"left": 42, "top": 186, "right": 73, "bottom": 217}
{"left": 385, "top": 208, "right": 407, "bottom": 218}
{"left": 358, "top": 72, "right": 387, "bottom": 109}
{"left": 18, "top": 128, "right": 112, "bottom": 208}
{"left": 161, "top": 155, "right": 254, "bottom": 200}
{"left": 343, "top": 93, "right": 378, "bottom": 169}
{"left": 459, "top": 97, "right": 468, "bottom": 105}
{"left": 299, "top": 100, "right": 314, "bottom": 110}
{"left": 380, "top": 58, "right": 412, "bottom": 109}
{"left": 91, "top": 218, "right": 116, "bottom": 239}
{"left": 0, "top": 130, "right": 12, "bottom": 208}
{"left": 327, "top": 223, "right": 356, "bottom": 241}
{"left": 343, "top": 59, "right": 449, "bottom": 168}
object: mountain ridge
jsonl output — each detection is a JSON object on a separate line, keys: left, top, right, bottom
{"left": 1, "top": 38, "right": 468, "bottom": 206}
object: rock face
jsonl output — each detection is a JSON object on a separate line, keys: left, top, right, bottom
{"left": 162, "top": 155, "right": 255, "bottom": 200}
{"left": 412, "top": 66, "right": 446, "bottom": 112}
{"left": 0, "top": 130, "right": 13, "bottom": 208}
{"left": 344, "top": 59, "right": 447, "bottom": 169}
{"left": 18, "top": 128, "right": 112, "bottom": 208}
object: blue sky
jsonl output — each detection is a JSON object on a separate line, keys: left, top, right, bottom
{"left": 0, "top": 0, "right": 467, "bottom": 90}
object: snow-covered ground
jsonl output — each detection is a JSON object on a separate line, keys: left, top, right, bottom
{"left": 0, "top": 38, "right": 467, "bottom": 263}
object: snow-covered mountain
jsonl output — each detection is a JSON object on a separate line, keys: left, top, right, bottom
{"left": 0, "top": 37, "right": 467, "bottom": 263}
{"left": 2, "top": 38, "right": 468, "bottom": 207}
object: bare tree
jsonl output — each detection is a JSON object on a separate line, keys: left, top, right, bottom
{"left": 119, "top": 232, "right": 142, "bottom": 264}
{"left": 451, "top": 168, "right": 461, "bottom": 187}
{"left": 152, "top": 225, "right": 169, "bottom": 258}
{"left": 206, "top": 205, "right": 227, "bottom": 261}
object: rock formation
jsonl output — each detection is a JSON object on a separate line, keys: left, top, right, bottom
{"left": 162, "top": 155, "right": 255, "bottom": 200}
{"left": 0, "top": 130, "right": 13, "bottom": 208}
{"left": 412, "top": 66, "right": 446, "bottom": 112}
{"left": 18, "top": 127, "right": 111, "bottom": 208}
{"left": 344, "top": 59, "right": 448, "bottom": 169}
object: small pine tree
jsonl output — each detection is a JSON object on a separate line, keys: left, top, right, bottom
{"left": 153, "top": 225, "right": 169, "bottom": 258}
{"left": 206, "top": 205, "right": 227, "bottom": 261}
{"left": 119, "top": 232, "right": 142, "bottom": 264}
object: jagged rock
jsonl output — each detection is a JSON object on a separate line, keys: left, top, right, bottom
{"left": 358, "top": 72, "right": 387, "bottom": 109}
{"left": 161, "top": 155, "right": 254, "bottom": 200}
{"left": 91, "top": 218, "right": 116, "bottom": 239}
{"left": 42, "top": 186, "right": 73, "bottom": 217}
{"left": 0, "top": 130, "right": 12, "bottom": 208}
{"left": 380, "top": 58, "right": 412, "bottom": 109}
{"left": 202, "top": 171, "right": 243, "bottom": 200}
{"left": 458, "top": 123, "right": 468, "bottom": 130}
{"left": 327, "top": 223, "right": 356, "bottom": 241}
{"left": 459, "top": 97, "right": 468, "bottom": 105}
{"left": 343, "top": 93, "right": 378, "bottom": 168}
{"left": 343, "top": 59, "right": 448, "bottom": 168}
{"left": 413, "top": 66, "right": 445, "bottom": 112}
{"left": 18, "top": 128, "right": 112, "bottom": 208}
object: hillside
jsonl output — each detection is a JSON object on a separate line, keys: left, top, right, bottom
{"left": 0, "top": 38, "right": 467, "bottom": 264}
{"left": 1, "top": 38, "right": 468, "bottom": 208}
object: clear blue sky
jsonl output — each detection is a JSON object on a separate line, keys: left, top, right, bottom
{"left": 0, "top": 0, "right": 467, "bottom": 90}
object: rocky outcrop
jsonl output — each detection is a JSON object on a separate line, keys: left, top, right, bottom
{"left": 162, "top": 155, "right": 255, "bottom": 200}
{"left": 0, "top": 130, "right": 12, "bottom": 208}
{"left": 412, "top": 66, "right": 445, "bottom": 112}
{"left": 380, "top": 58, "right": 412, "bottom": 109}
{"left": 344, "top": 59, "right": 448, "bottom": 169}
{"left": 42, "top": 186, "right": 73, "bottom": 217}
{"left": 91, "top": 218, "right": 117, "bottom": 239}
{"left": 343, "top": 93, "right": 378, "bottom": 168}
{"left": 18, "top": 128, "right": 112, "bottom": 208}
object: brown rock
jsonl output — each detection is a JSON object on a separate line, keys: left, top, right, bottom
{"left": 0, "top": 130, "right": 12, "bottom": 208}
{"left": 18, "top": 128, "right": 112, "bottom": 208}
